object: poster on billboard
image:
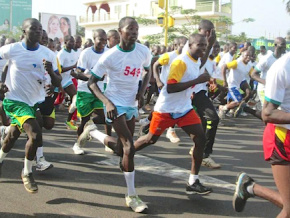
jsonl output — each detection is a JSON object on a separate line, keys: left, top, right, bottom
{"left": 40, "top": 13, "right": 76, "bottom": 44}
{"left": 0, "top": 0, "right": 32, "bottom": 32}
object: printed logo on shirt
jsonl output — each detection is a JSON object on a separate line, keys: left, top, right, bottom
{"left": 32, "top": 64, "right": 37, "bottom": 68}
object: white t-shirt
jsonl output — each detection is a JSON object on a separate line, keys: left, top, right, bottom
{"left": 255, "top": 52, "right": 277, "bottom": 92}
{"left": 0, "top": 42, "right": 58, "bottom": 106}
{"left": 154, "top": 52, "right": 201, "bottom": 113}
{"left": 265, "top": 52, "right": 290, "bottom": 130}
{"left": 227, "top": 59, "right": 253, "bottom": 89}
{"left": 215, "top": 52, "right": 235, "bottom": 80}
{"left": 158, "top": 50, "right": 179, "bottom": 84}
{"left": 91, "top": 43, "right": 151, "bottom": 107}
{"left": 74, "top": 48, "right": 83, "bottom": 59}
{"left": 77, "top": 46, "right": 107, "bottom": 93}
{"left": 57, "top": 48, "right": 78, "bottom": 83}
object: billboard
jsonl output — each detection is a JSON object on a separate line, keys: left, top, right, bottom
{"left": 0, "top": 0, "right": 32, "bottom": 31}
{"left": 252, "top": 39, "right": 290, "bottom": 51}
{"left": 40, "top": 13, "right": 76, "bottom": 44}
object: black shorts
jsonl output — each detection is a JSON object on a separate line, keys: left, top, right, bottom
{"left": 38, "top": 96, "right": 55, "bottom": 117}
{"left": 268, "top": 148, "right": 290, "bottom": 165}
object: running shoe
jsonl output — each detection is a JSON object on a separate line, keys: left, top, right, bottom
{"left": 166, "top": 128, "right": 180, "bottom": 143}
{"left": 186, "top": 179, "right": 212, "bottom": 195}
{"left": 0, "top": 126, "right": 7, "bottom": 145}
{"left": 21, "top": 170, "right": 38, "bottom": 193}
{"left": 218, "top": 105, "right": 226, "bottom": 119}
{"left": 144, "top": 104, "right": 151, "bottom": 111}
{"left": 72, "top": 143, "right": 85, "bottom": 155}
{"left": 234, "top": 102, "right": 246, "bottom": 118}
{"left": 233, "top": 172, "right": 255, "bottom": 212}
{"left": 139, "top": 117, "right": 150, "bottom": 126}
{"left": 202, "top": 156, "right": 221, "bottom": 169}
{"left": 78, "top": 120, "right": 97, "bottom": 147}
{"left": 125, "top": 195, "right": 148, "bottom": 213}
{"left": 65, "top": 121, "right": 78, "bottom": 130}
{"left": 36, "top": 156, "right": 53, "bottom": 171}
{"left": 138, "top": 108, "right": 145, "bottom": 115}
{"left": 138, "top": 124, "right": 149, "bottom": 137}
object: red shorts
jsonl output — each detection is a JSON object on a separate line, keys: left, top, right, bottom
{"left": 263, "top": 123, "right": 290, "bottom": 164}
{"left": 149, "top": 109, "right": 201, "bottom": 136}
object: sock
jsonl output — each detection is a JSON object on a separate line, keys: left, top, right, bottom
{"left": 188, "top": 174, "right": 199, "bottom": 185}
{"left": 36, "top": 147, "right": 43, "bottom": 162}
{"left": 223, "top": 105, "right": 228, "bottom": 111}
{"left": 90, "top": 129, "right": 108, "bottom": 145}
{"left": 0, "top": 149, "right": 8, "bottom": 163}
{"left": 246, "top": 182, "right": 255, "bottom": 195}
{"left": 23, "top": 158, "right": 33, "bottom": 176}
{"left": 4, "top": 125, "right": 10, "bottom": 134}
{"left": 124, "top": 170, "right": 136, "bottom": 196}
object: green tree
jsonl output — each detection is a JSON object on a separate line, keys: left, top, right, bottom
{"left": 0, "top": 26, "right": 23, "bottom": 41}
{"left": 76, "top": 22, "right": 85, "bottom": 37}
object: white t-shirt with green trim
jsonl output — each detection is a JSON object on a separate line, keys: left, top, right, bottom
{"left": 265, "top": 52, "right": 290, "bottom": 130}
{"left": 91, "top": 43, "right": 152, "bottom": 107}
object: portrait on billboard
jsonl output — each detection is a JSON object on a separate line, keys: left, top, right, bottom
{"left": 40, "top": 13, "right": 76, "bottom": 44}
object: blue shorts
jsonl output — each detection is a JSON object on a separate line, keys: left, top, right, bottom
{"left": 227, "top": 87, "right": 242, "bottom": 103}
{"left": 105, "top": 105, "right": 138, "bottom": 124}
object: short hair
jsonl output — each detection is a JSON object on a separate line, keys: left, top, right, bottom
{"left": 64, "top": 35, "right": 72, "bottom": 42}
{"left": 188, "top": 33, "right": 205, "bottom": 45}
{"left": 229, "top": 42, "right": 237, "bottom": 48}
{"left": 119, "top": 16, "right": 136, "bottom": 28}
{"left": 198, "top": 19, "right": 214, "bottom": 31}
{"left": 107, "top": 29, "right": 118, "bottom": 37}
{"left": 260, "top": 45, "right": 266, "bottom": 49}
{"left": 22, "top": 18, "right": 39, "bottom": 30}
{"left": 178, "top": 36, "right": 188, "bottom": 44}
{"left": 92, "top": 29, "right": 106, "bottom": 40}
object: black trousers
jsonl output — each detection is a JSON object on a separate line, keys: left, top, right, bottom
{"left": 192, "top": 90, "right": 219, "bottom": 157}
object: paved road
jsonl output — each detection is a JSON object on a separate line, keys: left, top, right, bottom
{"left": 0, "top": 111, "right": 280, "bottom": 217}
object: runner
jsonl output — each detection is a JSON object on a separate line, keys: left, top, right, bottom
{"left": 134, "top": 33, "right": 212, "bottom": 195}
{"left": 106, "top": 29, "right": 120, "bottom": 49}
{"left": 0, "top": 18, "right": 61, "bottom": 193}
{"left": 85, "top": 17, "right": 152, "bottom": 213}
{"left": 57, "top": 35, "right": 78, "bottom": 130}
{"left": 233, "top": 50, "right": 290, "bottom": 218}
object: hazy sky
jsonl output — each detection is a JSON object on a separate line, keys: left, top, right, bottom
{"left": 32, "top": 0, "right": 289, "bottom": 39}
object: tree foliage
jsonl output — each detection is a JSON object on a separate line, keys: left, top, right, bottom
{"left": 0, "top": 26, "right": 23, "bottom": 41}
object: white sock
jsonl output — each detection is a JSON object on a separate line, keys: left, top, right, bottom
{"left": 246, "top": 183, "right": 255, "bottom": 195}
{"left": 0, "top": 149, "right": 8, "bottom": 163}
{"left": 4, "top": 125, "right": 10, "bottom": 134}
{"left": 90, "top": 129, "right": 108, "bottom": 145}
{"left": 124, "top": 170, "right": 136, "bottom": 196}
{"left": 23, "top": 158, "right": 33, "bottom": 176}
{"left": 223, "top": 105, "right": 228, "bottom": 111}
{"left": 188, "top": 174, "right": 199, "bottom": 185}
{"left": 36, "top": 147, "right": 43, "bottom": 162}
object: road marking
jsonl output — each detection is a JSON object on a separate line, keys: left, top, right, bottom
{"left": 46, "top": 139, "right": 235, "bottom": 191}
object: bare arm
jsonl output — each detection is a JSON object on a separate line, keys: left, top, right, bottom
{"left": 70, "top": 68, "right": 90, "bottom": 81}
{"left": 167, "top": 70, "right": 210, "bottom": 93}
{"left": 221, "top": 64, "right": 228, "bottom": 87}
{"left": 61, "top": 62, "right": 77, "bottom": 73}
{"left": 262, "top": 101, "right": 290, "bottom": 124}
{"left": 251, "top": 69, "right": 265, "bottom": 85}
{"left": 153, "top": 60, "right": 163, "bottom": 89}
{"left": 1, "top": 62, "right": 8, "bottom": 83}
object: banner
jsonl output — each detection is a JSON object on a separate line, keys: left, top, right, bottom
{"left": 252, "top": 39, "right": 290, "bottom": 51}
{"left": 0, "top": 0, "right": 32, "bottom": 31}
{"left": 40, "top": 13, "right": 76, "bottom": 44}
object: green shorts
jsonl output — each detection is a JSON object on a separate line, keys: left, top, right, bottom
{"left": 3, "top": 99, "right": 38, "bottom": 131}
{"left": 76, "top": 91, "right": 103, "bottom": 117}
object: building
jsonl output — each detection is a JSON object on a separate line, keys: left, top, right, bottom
{"left": 79, "top": 0, "right": 232, "bottom": 43}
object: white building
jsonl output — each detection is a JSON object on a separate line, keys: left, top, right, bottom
{"left": 79, "top": 0, "right": 232, "bottom": 42}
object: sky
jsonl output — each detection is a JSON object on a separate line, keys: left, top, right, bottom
{"left": 32, "top": 0, "right": 290, "bottom": 39}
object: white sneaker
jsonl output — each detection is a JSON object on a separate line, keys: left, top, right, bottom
{"left": 218, "top": 105, "right": 226, "bottom": 119}
{"left": 0, "top": 126, "right": 7, "bottom": 145}
{"left": 78, "top": 120, "right": 97, "bottom": 147}
{"left": 202, "top": 157, "right": 221, "bottom": 169}
{"left": 105, "top": 145, "right": 114, "bottom": 153}
{"left": 166, "top": 128, "right": 180, "bottom": 143}
{"left": 240, "top": 111, "right": 248, "bottom": 117}
{"left": 73, "top": 143, "right": 84, "bottom": 155}
{"left": 138, "top": 108, "right": 145, "bottom": 115}
{"left": 138, "top": 117, "right": 150, "bottom": 126}
{"left": 125, "top": 195, "right": 148, "bottom": 213}
{"left": 36, "top": 156, "right": 53, "bottom": 171}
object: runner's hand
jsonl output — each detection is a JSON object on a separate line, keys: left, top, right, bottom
{"left": 45, "top": 85, "right": 54, "bottom": 96}
{"left": 43, "top": 59, "right": 53, "bottom": 73}
{"left": 0, "top": 82, "right": 8, "bottom": 93}
{"left": 196, "top": 72, "right": 211, "bottom": 84}
{"left": 156, "top": 80, "right": 164, "bottom": 90}
{"left": 105, "top": 101, "right": 117, "bottom": 121}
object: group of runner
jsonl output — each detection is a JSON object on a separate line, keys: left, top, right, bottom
{"left": 0, "top": 16, "right": 289, "bottom": 217}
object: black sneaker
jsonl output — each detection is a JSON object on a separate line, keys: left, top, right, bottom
{"left": 138, "top": 124, "right": 149, "bottom": 137}
{"left": 186, "top": 179, "right": 212, "bottom": 195}
{"left": 233, "top": 172, "right": 255, "bottom": 212}
{"left": 21, "top": 170, "right": 38, "bottom": 194}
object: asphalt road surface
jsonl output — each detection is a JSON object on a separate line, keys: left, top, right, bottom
{"left": 0, "top": 110, "right": 280, "bottom": 217}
